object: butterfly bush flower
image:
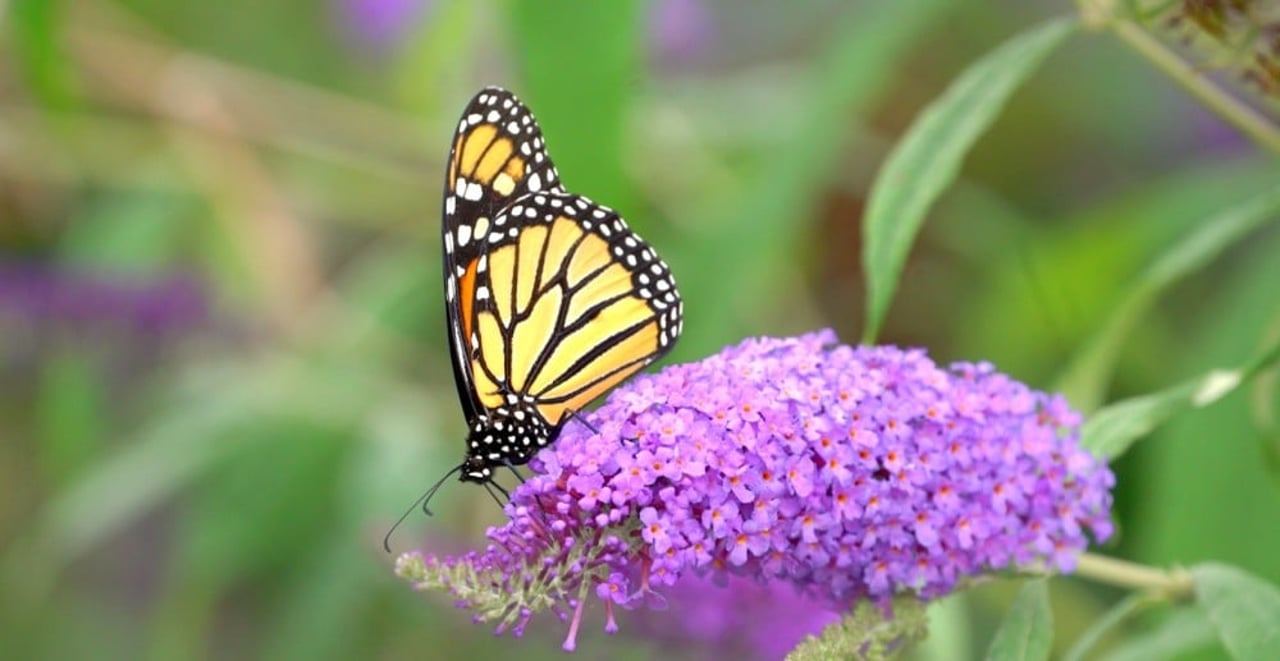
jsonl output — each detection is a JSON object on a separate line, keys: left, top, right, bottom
{"left": 397, "top": 331, "right": 1115, "bottom": 651}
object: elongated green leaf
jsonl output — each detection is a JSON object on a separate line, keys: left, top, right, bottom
{"left": 1057, "top": 185, "right": 1280, "bottom": 411}
{"left": 1083, "top": 333, "right": 1280, "bottom": 458}
{"left": 36, "top": 351, "right": 101, "bottom": 487}
{"left": 1097, "top": 608, "right": 1216, "bottom": 661}
{"left": 1063, "top": 593, "right": 1150, "bottom": 661}
{"left": 10, "top": 0, "right": 80, "bottom": 108}
{"left": 985, "top": 579, "right": 1053, "bottom": 661}
{"left": 1193, "top": 563, "right": 1280, "bottom": 660}
{"left": 862, "top": 17, "right": 1077, "bottom": 343}
{"left": 507, "top": 1, "right": 643, "bottom": 212}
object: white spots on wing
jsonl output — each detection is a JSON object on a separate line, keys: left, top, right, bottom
{"left": 486, "top": 110, "right": 500, "bottom": 122}
{"left": 493, "top": 172, "right": 516, "bottom": 197}
{"left": 474, "top": 216, "right": 490, "bottom": 239}
{"left": 527, "top": 172, "right": 542, "bottom": 192}
{"left": 476, "top": 286, "right": 491, "bottom": 300}
{"left": 463, "top": 181, "right": 483, "bottom": 201}
{"left": 507, "top": 121, "right": 521, "bottom": 134}
{"left": 445, "top": 195, "right": 456, "bottom": 216}
{"left": 444, "top": 231, "right": 455, "bottom": 254}
{"left": 456, "top": 224, "right": 472, "bottom": 247}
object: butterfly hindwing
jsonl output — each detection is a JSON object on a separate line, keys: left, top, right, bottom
{"left": 463, "top": 192, "right": 683, "bottom": 430}
{"left": 442, "top": 87, "right": 565, "bottom": 420}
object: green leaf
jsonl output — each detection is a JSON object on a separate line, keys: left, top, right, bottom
{"left": 861, "top": 17, "right": 1077, "bottom": 343}
{"left": 1062, "top": 593, "right": 1151, "bottom": 661}
{"left": 985, "top": 579, "right": 1053, "bottom": 661}
{"left": 1193, "top": 563, "right": 1280, "bottom": 660}
{"left": 1057, "top": 185, "right": 1280, "bottom": 411}
{"left": 10, "top": 0, "right": 80, "bottom": 109}
{"left": 1082, "top": 334, "right": 1280, "bottom": 459}
{"left": 917, "top": 593, "right": 975, "bottom": 661}
{"left": 1097, "top": 608, "right": 1216, "bottom": 661}
{"left": 507, "top": 1, "right": 643, "bottom": 212}
{"left": 59, "top": 191, "right": 194, "bottom": 270}
{"left": 35, "top": 351, "right": 101, "bottom": 487}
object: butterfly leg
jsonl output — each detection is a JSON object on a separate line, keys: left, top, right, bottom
{"left": 567, "top": 408, "right": 648, "bottom": 446}
{"left": 503, "top": 461, "right": 527, "bottom": 484}
{"left": 564, "top": 408, "right": 601, "bottom": 434}
{"left": 482, "top": 480, "right": 511, "bottom": 511}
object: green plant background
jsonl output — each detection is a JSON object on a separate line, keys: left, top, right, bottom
{"left": 2, "top": 0, "right": 1278, "bottom": 659}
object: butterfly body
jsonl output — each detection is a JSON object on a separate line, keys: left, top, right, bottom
{"left": 459, "top": 399, "right": 553, "bottom": 482}
{"left": 439, "top": 88, "right": 683, "bottom": 487}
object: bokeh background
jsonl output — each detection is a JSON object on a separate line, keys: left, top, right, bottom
{"left": 3, "top": 0, "right": 1279, "bottom": 659}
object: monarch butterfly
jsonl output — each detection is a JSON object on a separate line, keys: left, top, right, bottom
{"left": 385, "top": 87, "right": 683, "bottom": 547}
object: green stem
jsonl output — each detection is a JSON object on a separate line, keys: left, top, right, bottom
{"left": 1109, "top": 19, "right": 1280, "bottom": 154}
{"left": 1074, "top": 553, "right": 1195, "bottom": 597}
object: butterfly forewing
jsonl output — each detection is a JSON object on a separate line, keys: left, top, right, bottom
{"left": 442, "top": 87, "right": 565, "bottom": 420}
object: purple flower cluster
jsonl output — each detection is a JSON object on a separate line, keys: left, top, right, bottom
{"left": 397, "top": 331, "right": 1114, "bottom": 651}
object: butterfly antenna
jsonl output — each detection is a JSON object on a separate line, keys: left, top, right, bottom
{"left": 382, "top": 463, "right": 463, "bottom": 553}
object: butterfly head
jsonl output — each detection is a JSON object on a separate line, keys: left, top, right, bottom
{"left": 458, "top": 454, "right": 494, "bottom": 483}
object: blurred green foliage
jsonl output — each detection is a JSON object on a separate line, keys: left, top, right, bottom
{"left": 2, "top": 0, "right": 1279, "bottom": 659}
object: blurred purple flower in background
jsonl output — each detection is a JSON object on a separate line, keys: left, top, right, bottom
{"left": 628, "top": 573, "right": 840, "bottom": 660}
{"left": 397, "top": 331, "right": 1115, "bottom": 651}
{"left": 649, "top": 0, "right": 715, "bottom": 64}
{"left": 334, "top": 0, "right": 433, "bottom": 54}
{"left": 0, "top": 261, "right": 210, "bottom": 362}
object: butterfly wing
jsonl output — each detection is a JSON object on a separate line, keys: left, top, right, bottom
{"left": 463, "top": 192, "right": 683, "bottom": 428}
{"left": 442, "top": 87, "right": 566, "bottom": 420}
